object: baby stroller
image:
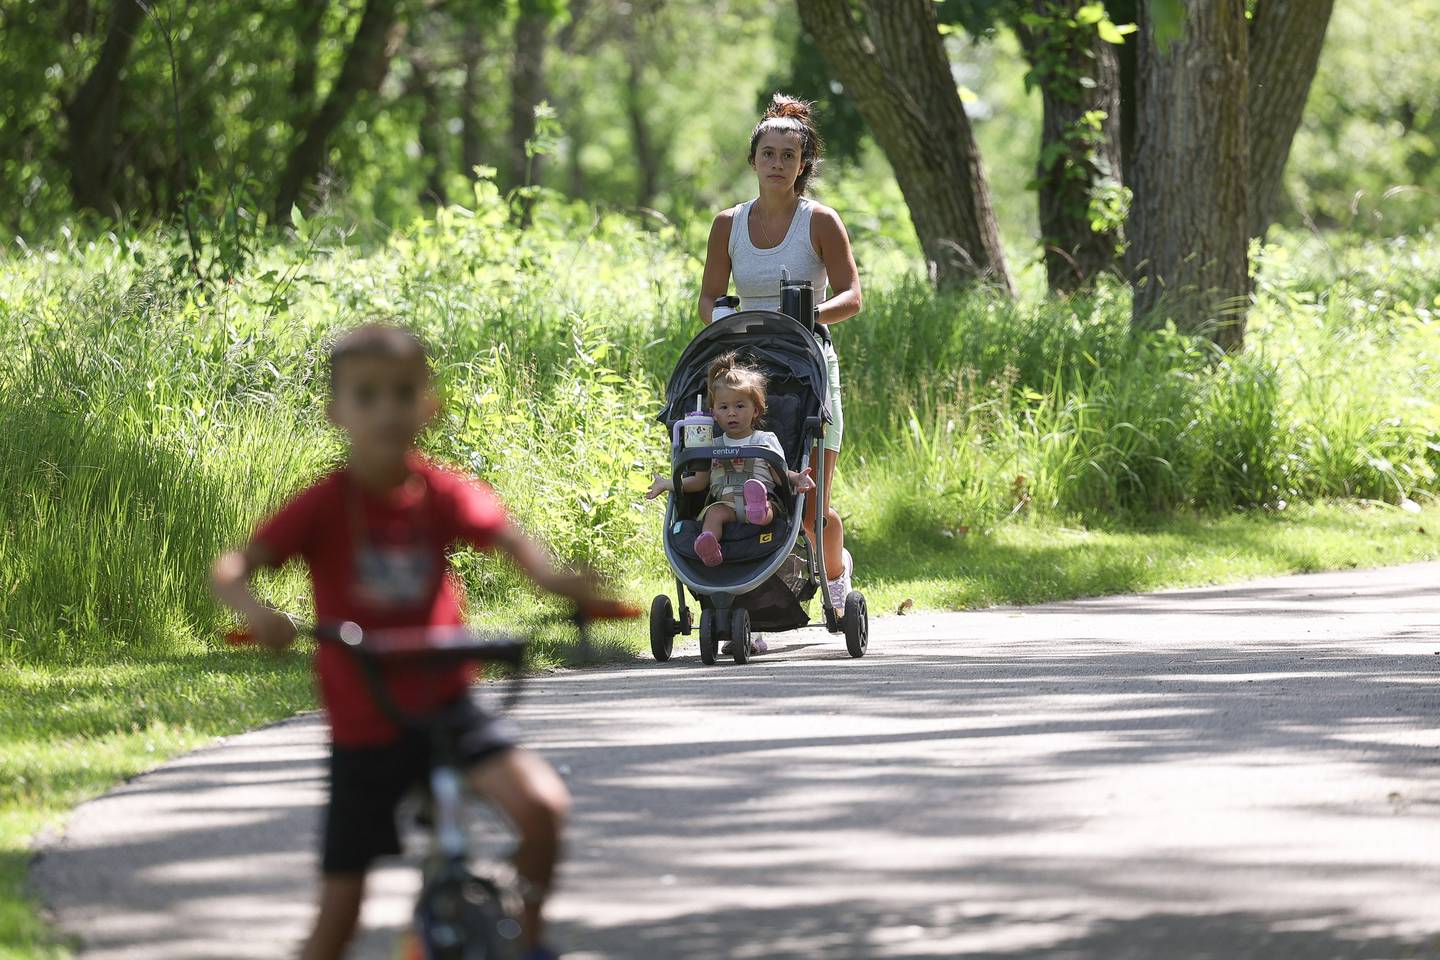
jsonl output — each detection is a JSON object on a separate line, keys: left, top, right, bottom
{"left": 648, "top": 284, "right": 870, "bottom": 665}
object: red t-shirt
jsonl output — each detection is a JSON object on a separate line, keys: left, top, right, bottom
{"left": 252, "top": 456, "right": 508, "bottom": 746}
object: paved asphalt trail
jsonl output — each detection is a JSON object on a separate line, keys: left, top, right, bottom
{"left": 32, "top": 564, "right": 1440, "bottom": 959}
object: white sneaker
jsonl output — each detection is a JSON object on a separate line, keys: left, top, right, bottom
{"left": 826, "top": 549, "right": 853, "bottom": 610}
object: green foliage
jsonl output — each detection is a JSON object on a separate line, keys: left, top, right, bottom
{"left": 3, "top": 193, "right": 1440, "bottom": 955}
{"left": 763, "top": 26, "right": 869, "bottom": 164}
{"left": 1147, "top": 0, "right": 1186, "bottom": 52}
{"left": 833, "top": 227, "right": 1440, "bottom": 536}
{"left": 4, "top": 188, "right": 1440, "bottom": 667}
{"left": 1015, "top": 3, "right": 1132, "bottom": 249}
{"left": 0, "top": 0, "right": 1434, "bottom": 269}
{"left": 1289, "top": 0, "right": 1440, "bottom": 235}
{"left": 0, "top": 184, "right": 682, "bottom": 664}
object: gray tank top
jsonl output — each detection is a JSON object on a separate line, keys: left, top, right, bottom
{"left": 727, "top": 197, "right": 828, "bottom": 312}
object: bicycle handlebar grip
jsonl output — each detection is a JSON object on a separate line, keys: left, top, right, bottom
{"left": 576, "top": 599, "right": 644, "bottom": 622}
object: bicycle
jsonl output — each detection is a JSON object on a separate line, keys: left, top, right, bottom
{"left": 229, "top": 601, "right": 638, "bottom": 960}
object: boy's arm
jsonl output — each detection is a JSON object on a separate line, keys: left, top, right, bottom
{"left": 210, "top": 543, "right": 298, "bottom": 650}
{"left": 492, "top": 521, "right": 607, "bottom": 607}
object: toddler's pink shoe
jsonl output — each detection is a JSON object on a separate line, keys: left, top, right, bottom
{"left": 694, "top": 531, "right": 723, "bottom": 566}
{"left": 743, "top": 479, "right": 770, "bottom": 525}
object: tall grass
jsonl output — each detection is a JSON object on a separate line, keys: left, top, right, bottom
{"left": 841, "top": 235, "right": 1440, "bottom": 540}
{"left": 2, "top": 188, "right": 1438, "bottom": 664}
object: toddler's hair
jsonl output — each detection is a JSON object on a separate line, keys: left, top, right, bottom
{"left": 707, "top": 351, "right": 768, "bottom": 419}
{"left": 328, "top": 323, "right": 430, "bottom": 392}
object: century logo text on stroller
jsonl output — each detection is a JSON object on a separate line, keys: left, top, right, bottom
{"left": 648, "top": 278, "right": 869, "bottom": 665}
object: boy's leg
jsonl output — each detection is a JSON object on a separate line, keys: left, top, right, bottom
{"left": 300, "top": 874, "right": 366, "bottom": 960}
{"left": 469, "top": 748, "right": 571, "bottom": 951}
{"left": 310, "top": 738, "right": 417, "bottom": 960}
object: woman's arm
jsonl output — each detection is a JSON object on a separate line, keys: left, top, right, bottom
{"left": 812, "top": 205, "right": 862, "bottom": 326}
{"left": 698, "top": 209, "right": 735, "bottom": 325}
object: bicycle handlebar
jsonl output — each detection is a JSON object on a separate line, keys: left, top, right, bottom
{"left": 224, "top": 599, "right": 642, "bottom": 662}
{"left": 226, "top": 601, "right": 640, "bottom": 729}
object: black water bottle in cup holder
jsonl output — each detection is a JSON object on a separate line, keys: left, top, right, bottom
{"left": 780, "top": 268, "right": 815, "bottom": 332}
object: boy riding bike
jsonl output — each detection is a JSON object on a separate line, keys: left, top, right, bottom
{"left": 212, "top": 324, "right": 613, "bottom": 960}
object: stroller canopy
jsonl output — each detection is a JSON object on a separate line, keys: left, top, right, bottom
{"left": 658, "top": 310, "right": 830, "bottom": 468}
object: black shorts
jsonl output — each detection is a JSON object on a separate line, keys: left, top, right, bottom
{"left": 322, "top": 696, "right": 518, "bottom": 874}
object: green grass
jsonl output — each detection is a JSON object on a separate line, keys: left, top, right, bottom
{"left": 847, "top": 500, "right": 1440, "bottom": 615}
{"left": 0, "top": 650, "right": 314, "bottom": 957}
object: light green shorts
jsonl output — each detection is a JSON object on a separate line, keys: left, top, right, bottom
{"left": 819, "top": 337, "right": 843, "bottom": 454}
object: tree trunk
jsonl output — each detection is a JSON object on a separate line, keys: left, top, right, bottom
{"left": 64, "top": 0, "right": 144, "bottom": 215}
{"left": 1013, "top": 1, "right": 1123, "bottom": 293}
{"left": 508, "top": 0, "right": 550, "bottom": 220}
{"left": 273, "top": 0, "right": 403, "bottom": 220}
{"left": 1105, "top": 0, "right": 1138, "bottom": 191}
{"left": 625, "top": 59, "right": 661, "bottom": 210}
{"left": 411, "top": 57, "right": 448, "bottom": 207}
{"left": 289, "top": 0, "right": 328, "bottom": 127}
{"left": 60, "top": 0, "right": 95, "bottom": 40}
{"left": 459, "top": 20, "right": 489, "bottom": 178}
{"left": 797, "top": 0, "right": 1014, "bottom": 295}
{"left": 1247, "top": 0, "right": 1334, "bottom": 239}
{"left": 1129, "top": 0, "right": 1249, "bottom": 350}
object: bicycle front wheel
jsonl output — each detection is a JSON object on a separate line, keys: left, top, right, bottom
{"left": 413, "top": 871, "right": 524, "bottom": 960}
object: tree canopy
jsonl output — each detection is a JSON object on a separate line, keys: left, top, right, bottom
{"left": 1, "top": 0, "right": 1436, "bottom": 344}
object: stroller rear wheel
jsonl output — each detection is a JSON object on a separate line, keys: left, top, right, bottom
{"left": 649, "top": 595, "right": 675, "bottom": 662}
{"left": 699, "top": 610, "right": 719, "bottom": 666}
{"left": 843, "top": 591, "right": 868, "bottom": 658}
{"left": 730, "top": 608, "right": 751, "bottom": 665}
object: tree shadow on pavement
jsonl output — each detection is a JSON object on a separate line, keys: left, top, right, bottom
{"left": 555, "top": 901, "right": 1440, "bottom": 959}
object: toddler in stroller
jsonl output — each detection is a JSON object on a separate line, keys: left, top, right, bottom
{"left": 646, "top": 303, "right": 869, "bottom": 666}
{"left": 646, "top": 351, "right": 816, "bottom": 566}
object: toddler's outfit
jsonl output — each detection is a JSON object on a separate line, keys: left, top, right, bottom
{"left": 692, "top": 430, "right": 787, "bottom": 568}
{"left": 701, "top": 430, "right": 786, "bottom": 524}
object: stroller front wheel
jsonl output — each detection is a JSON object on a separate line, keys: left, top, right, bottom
{"left": 649, "top": 595, "right": 675, "bottom": 662}
{"left": 698, "top": 610, "right": 719, "bottom": 666}
{"left": 730, "top": 608, "right": 751, "bottom": 665}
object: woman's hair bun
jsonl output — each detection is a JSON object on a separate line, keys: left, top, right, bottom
{"left": 765, "top": 93, "right": 814, "bottom": 123}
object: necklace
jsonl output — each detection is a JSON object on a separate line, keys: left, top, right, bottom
{"left": 752, "top": 199, "right": 797, "bottom": 249}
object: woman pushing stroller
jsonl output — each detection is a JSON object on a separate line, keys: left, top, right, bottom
{"left": 642, "top": 91, "right": 870, "bottom": 667}
{"left": 647, "top": 352, "right": 815, "bottom": 567}
{"left": 696, "top": 92, "right": 860, "bottom": 609}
